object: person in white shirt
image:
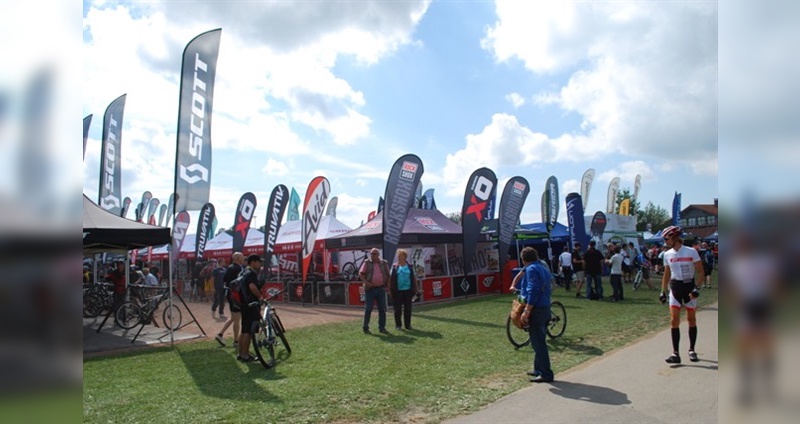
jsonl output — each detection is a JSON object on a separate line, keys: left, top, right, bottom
{"left": 143, "top": 267, "right": 159, "bottom": 287}
{"left": 558, "top": 246, "right": 573, "bottom": 291}
{"left": 606, "top": 246, "right": 624, "bottom": 301}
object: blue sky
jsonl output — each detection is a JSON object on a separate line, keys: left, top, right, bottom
{"left": 80, "top": 0, "right": 719, "bottom": 231}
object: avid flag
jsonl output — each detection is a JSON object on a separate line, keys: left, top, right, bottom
{"left": 195, "top": 202, "right": 215, "bottom": 259}
{"left": 382, "top": 154, "right": 424, "bottom": 265}
{"left": 581, "top": 168, "right": 595, "bottom": 210}
{"left": 498, "top": 176, "right": 529, "bottom": 276}
{"left": 377, "top": 196, "right": 385, "bottom": 213}
{"left": 368, "top": 211, "right": 376, "bottom": 221}
{"left": 83, "top": 114, "right": 92, "bottom": 161}
{"left": 146, "top": 198, "right": 160, "bottom": 225}
{"left": 619, "top": 198, "right": 631, "bottom": 216}
{"left": 672, "top": 192, "right": 681, "bottom": 226}
{"left": 233, "top": 192, "right": 257, "bottom": 254}
{"left": 461, "top": 168, "right": 497, "bottom": 275}
{"left": 632, "top": 174, "right": 642, "bottom": 216}
{"left": 98, "top": 94, "right": 126, "bottom": 214}
{"left": 157, "top": 203, "right": 167, "bottom": 226}
{"left": 544, "top": 175, "right": 559, "bottom": 236}
{"left": 120, "top": 197, "right": 132, "bottom": 218}
{"left": 325, "top": 196, "right": 338, "bottom": 217}
{"left": 566, "top": 193, "right": 589, "bottom": 253}
{"left": 173, "top": 28, "right": 221, "bottom": 213}
{"left": 264, "top": 185, "right": 289, "bottom": 269}
{"left": 607, "top": 177, "right": 620, "bottom": 214}
{"left": 418, "top": 188, "right": 437, "bottom": 210}
{"left": 287, "top": 187, "right": 301, "bottom": 221}
{"left": 170, "top": 211, "right": 191, "bottom": 275}
{"left": 301, "top": 177, "right": 331, "bottom": 282}
{"left": 590, "top": 211, "right": 607, "bottom": 239}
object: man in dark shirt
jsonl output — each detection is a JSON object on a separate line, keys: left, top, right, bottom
{"left": 211, "top": 259, "right": 227, "bottom": 319}
{"left": 214, "top": 253, "right": 244, "bottom": 347}
{"left": 105, "top": 261, "right": 127, "bottom": 314}
{"left": 584, "top": 241, "right": 605, "bottom": 300}
{"left": 237, "top": 254, "right": 264, "bottom": 362}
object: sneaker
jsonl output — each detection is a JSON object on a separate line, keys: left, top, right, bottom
{"left": 665, "top": 353, "right": 681, "bottom": 364}
{"left": 215, "top": 334, "right": 226, "bottom": 347}
{"left": 688, "top": 351, "right": 699, "bottom": 362}
{"left": 219, "top": 314, "right": 226, "bottom": 319}
{"left": 211, "top": 311, "right": 216, "bottom": 319}
{"left": 363, "top": 328, "right": 370, "bottom": 334}
{"left": 395, "top": 326, "right": 402, "bottom": 330}
{"left": 379, "top": 328, "right": 389, "bottom": 334}
{"left": 526, "top": 370, "right": 541, "bottom": 377}
{"left": 405, "top": 326, "right": 414, "bottom": 331}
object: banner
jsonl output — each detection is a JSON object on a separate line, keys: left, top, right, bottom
{"left": 146, "top": 198, "right": 160, "bottom": 225}
{"left": 544, "top": 175, "right": 559, "bottom": 236}
{"left": 581, "top": 168, "right": 595, "bottom": 210}
{"left": 414, "top": 182, "right": 423, "bottom": 209}
{"left": 461, "top": 167, "right": 497, "bottom": 275}
{"left": 97, "top": 94, "right": 126, "bottom": 215}
{"left": 377, "top": 196, "right": 385, "bottom": 213}
{"left": 325, "top": 196, "right": 338, "bottom": 217}
{"left": 233, "top": 192, "right": 257, "bottom": 254}
{"left": 157, "top": 203, "right": 167, "bottom": 226}
{"left": 498, "top": 176, "right": 529, "bottom": 275}
{"left": 418, "top": 188, "right": 437, "bottom": 210}
{"left": 83, "top": 114, "right": 92, "bottom": 161}
{"left": 590, "top": 211, "right": 607, "bottom": 239}
{"left": 566, "top": 193, "right": 589, "bottom": 253}
{"left": 173, "top": 28, "right": 221, "bottom": 213}
{"left": 138, "top": 191, "right": 152, "bottom": 223}
{"left": 120, "top": 197, "right": 132, "bottom": 218}
{"left": 195, "top": 202, "right": 215, "bottom": 259}
{"left": 288, "top": 187, "right": 301, "bottom": 221}
{"left": 672, "top": 191, "right": 681, "bottom": 226}
{"left": 607, "top": 177, "right": 620, "bottom": 214}
{"left": 382, "top": 154, "right": 424, "bottom": 265}
{"left": 170, "top": 211, "right": 191, "bottom": 277}
{"left": 540, "top": 191, "right": 546, "bottom": 225}
{"left": 301, "top": 177, "right": 331, "bottom": 282}
{"left": 166, "top": 193, "right": 177, "bottom": 225}
{"left": 632, "top": 174, "right": 642, "bottom": 213}
{"left": 368, "top": 210, "right": 376, "bottom": 221}
{"left": 619, "top": 198, "right": 631, "bottom": 216}
{"left": 264, "top": 185, "right": 289, "bottom": 269}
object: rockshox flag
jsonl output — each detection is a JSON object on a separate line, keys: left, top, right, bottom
{"left": 607, "top": 177, "right": 620, "bottom": 214}
{"left": 264, "top": 185, "right": 289, "bottom": 269}
{"left": 233, "top": 192, "right": 257, "bottom": 254}
{"left": 83, "top": 114, "right": 92, "bottom": 161}
{"left": 173, "top": 28, "right": 221, "bottom": 213}
{"left": 590, "top": 211, "right": 607, "bottom": 239}
{"left": 288, "top": 187, "right": 301, "bottom": 221}
{"left": 157, "top": 203, "right": 167, "bottom": 226}
{"left": 461, "top": 168, "right": 497, "bottom": 275}
{"left": 195, "top": 202, "right": 215, "bottom": 259}
{"left": 171, "top": 211, "right": 191, "bottom": 273}
{"left": 146, "top": 198, "right": 160, "bottom": 225}
{"left": 672, "top": 192, "right": 681, "bottom": 226}
{"left": 382, "top": 155, "right": 424, "bottom": 264}
{"left": 498, "top": 177, "right": 529, "bottom": 276}
{"left": 301, "top": 177, "right": 331, "bottom": 282}
{"left": 581, "top": 168, "right": 595, "bottom": 210}
{"left": 120, "top": 197, "right": 132, "bottom": 218}
{"left": 98, "top": 94, "right": 126, "bottom": 215}
{"left": 325, "top": 196, "right": 338, "bottom": 218}
{"left": 566, "top": 193, "right": 589, "bottom": 253}
{"left": 633, "top": 174, "right": 642, "bottom": 215}
{"left": 544, "top": 176, "right": 559, "bottom": 236}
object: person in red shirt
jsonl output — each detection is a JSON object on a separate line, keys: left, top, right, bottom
{"left": 105, "top": 261, "right": 127, "bottom": 315}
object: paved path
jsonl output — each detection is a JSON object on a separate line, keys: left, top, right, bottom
{"left": 446, "top": 305, "right": 718, "bottom": 424}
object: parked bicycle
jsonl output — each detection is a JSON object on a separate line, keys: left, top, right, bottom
{"left": 250, "top": 289, "right": 291, "bottom": 369}
{"left": 506, "top": 290, "right": 567, "bottom": 349}
{"left": 339, "top": 250, "right": 368, "bottom": 281}
{"left": 115, "top": 287, "right": 182, "bottom": 331}
{"left": 632, "top": 262, "right": 654, "bottom": 291}
{"left": 83, "top": 281, "right": 113, "bottom": 318}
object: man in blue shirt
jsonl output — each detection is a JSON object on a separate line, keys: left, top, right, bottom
{"left": 520, "top": 246, "right": 555, "bottom": 383}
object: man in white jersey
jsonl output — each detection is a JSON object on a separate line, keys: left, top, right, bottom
{"left": 659, "top": 226, "right": 705, "bottom": 364}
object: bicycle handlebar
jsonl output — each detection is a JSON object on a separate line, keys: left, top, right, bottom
{"left": 247, "top": 289, "right": 286, "bottom": 308}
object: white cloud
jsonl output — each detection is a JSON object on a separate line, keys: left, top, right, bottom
{"left": 505, "top": 92, "right": 526, "bottom": 108}
{"left": 263, "top": 158, "right": 289, "bottom": 177}
{"left": 597, "top": 161, "right": 655, "bottom": 189}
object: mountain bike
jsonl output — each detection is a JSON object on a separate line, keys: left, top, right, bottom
{"left": 83, "top": 281, "right": 113, "bottom": 318}
{"left": 632, "top": 263, "right": 653, "bottom": 291}
{"left": 250, "top": 289, "right": 291, "bottom": 369}
{"left": 340, "top": 250, "right": 368, "bottom": 281}
{"left": 115, "top": 287, "right": 182, "bottom": 331}
{"left": 506, "top": 291, "right": 567, "bottom": 348}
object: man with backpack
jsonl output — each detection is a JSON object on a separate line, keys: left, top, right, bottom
{"left": 237, "top": 254, "right": 265, "bottom": 363}
{"left": 214, "top": 252, "right": 244, "bottom": 348}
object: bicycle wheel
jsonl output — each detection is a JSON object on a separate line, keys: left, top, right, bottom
{"left": 271, "top": 313, "right": 291, "bottom": 354}
{"left": 83, "top": 292, "right": 104, "bottom": 318}
{"left": 251, "top": 321, "right": 275, "bottom": 369}
{"left": 162, "top": 304, "right": 182, "bottom": 330}
{"left": 341, "top": 263, "right": 358, "bottom": 281}
{"left": 115, "top": 302, "right": 142, "bottom": 330}
{"left": 506, "top": 315, "right": 531, "bottom": 348}
{"left": 547, "top": 301, "right": 567, "bottom": 339}
{"left": 632, "top": 271, "right": 643, "bottom": 291}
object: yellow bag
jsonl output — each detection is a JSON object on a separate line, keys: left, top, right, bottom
{"left": 510, "top": 298, "right": 526, "bottom": 329}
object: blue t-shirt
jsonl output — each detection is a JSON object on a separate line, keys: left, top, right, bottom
{"left": 522, "top": 262, "right": 552, "bottom": 308}
{"left": 396, "top": 264, "right": 413, "bottom": 291}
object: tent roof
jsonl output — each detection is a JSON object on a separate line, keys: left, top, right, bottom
{"left": 517, "top": 222, "right": 570, "bottom": 240}
{"left": 325, "top": 209, "right": 463, "bottom": 249}
{"left": 273, "top": 216, "right": 353, "bottom": 253}
{"left": 83, "top": 194, "right": 171, "bottom": 252}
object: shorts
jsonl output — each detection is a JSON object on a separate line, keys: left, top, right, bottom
{"left": 573, "top": 271, "right": 585, "bottom": 282}
{"left": 641, "top": 267, "right": 650, "bottom": 279}
{"left": 703, "top": 264, "right": 713, "bottom": 277}
{"left": 240, "top": 306, "right": 260, "bottom": 334}
{"left": 669, "top": 280, "right": 697, "bottom": 309}
{"left": 622, "top": 264, "right": 631, "bottom": 273}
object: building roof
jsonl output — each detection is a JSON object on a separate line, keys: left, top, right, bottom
{"left": 682, "top": 204, "right": 718, "bottom": 216}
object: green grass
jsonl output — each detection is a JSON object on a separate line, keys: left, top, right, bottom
{"left": 84, "top": 276, "right": 717, "bottom": 423}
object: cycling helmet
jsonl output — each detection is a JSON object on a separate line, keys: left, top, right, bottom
{"left": 661, "top": 225, "right": 682, "bottom": 239}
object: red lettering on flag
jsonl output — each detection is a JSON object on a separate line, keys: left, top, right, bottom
{"left": 466, "top": 195, "right": 487, "bottom": 221}
{"left": 235, "top": 216, "right": 249, "bottom": 237}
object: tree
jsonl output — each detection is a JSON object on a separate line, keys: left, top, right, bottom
{"left": 637, "top": 201, "right": 671, "bottom": 232}
{"left": 614, "top": 188, "right": 641, "bottom": 216}
{"left": 446, "top": 211, "right": 462, "bottom": 224}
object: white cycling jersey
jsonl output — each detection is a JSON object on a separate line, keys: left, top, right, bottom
{"left": 663, "top": 245, "right": 700, "bottom": 281}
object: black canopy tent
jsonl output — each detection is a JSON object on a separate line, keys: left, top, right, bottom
{"left": 83, "top": 194, "right": 171, "bottom": 252}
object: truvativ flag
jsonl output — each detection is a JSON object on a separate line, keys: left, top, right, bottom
{"left": 98, "top": 94, "right": 126, "bottom": 215}
{"left": 173, "top": 29, "right": 221, "bottom": 213}
{"left": 581, "top": 168, "right": 595, "bottom": 211}
{"left": 264, "top": 185, "right": 289, "bottom": 269}
{"left": 288, "top": 187, "right": 301, "bottom": 221}
{"left": 195, "top": 202, "right": 215, "bottom": 259}
{"left": 566, "top": 193, "right": 589, "bottom": 253}
{"left": 120, "top": 197, "right": 132, "bottom": 218}
{"left": 171, "top": 211, "right": 191, "bottom": 273}
{"left": 146, "top": 198, "right": 160, "bottom": 225}
{"left": 157, "top": 203, "right": 167, "bottom": 226}
{"left": 544, "top": 175, "right": 559, "bottom": 236}
{"left": 461, "top": 167, "right": 497, "bottom": 275}
{"left": 301, "top": 177, "right": 331, "bottom": 282}
{"left": 325, "top": 196, "right": 338, "bottom": 217}
{"left": 498, "top": 176, "right": 529, "bottom": 276}
{"left": 233, "top": 192, "right": 257, "bottom": 254}
{"left": 83, "top": 114, "right": 92, "bottom": 161}
{"left": 382, "top": 154, "right": 424, "bottom": 265}
{"left": 672, "top": 192, "right": 681, "bottom": 226}
{"left": 590, "top": 211, "right": 607, "bottom": 239}
{"left": 607, "top": 177, "right": 620, "bottom": 214}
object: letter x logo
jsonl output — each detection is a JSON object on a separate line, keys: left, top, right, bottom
{"left": 466, "top": 195, "right": 487, "bottom": 222}
{"left": 235, "top": 216, "right": 249, "bottom": 237}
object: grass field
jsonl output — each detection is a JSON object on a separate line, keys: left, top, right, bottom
{"left": 83, "top": 276, "right": 718, "bottom": 423}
